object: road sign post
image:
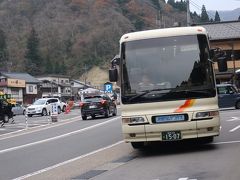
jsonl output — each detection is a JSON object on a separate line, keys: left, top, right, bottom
{"left": 25, "top": 113, "right": 28, "bottom": 129}
{"left": 51, "top": 103, "right": 58, "bottom": 122}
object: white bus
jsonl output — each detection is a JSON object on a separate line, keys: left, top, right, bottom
{"left": 109, "top": 26, "right": 222, "bottom": 149}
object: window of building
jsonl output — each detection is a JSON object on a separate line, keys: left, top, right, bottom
{"left": 29, "top": 85, "right": 33, "bottom": 92}
{"left": 225, "top": 50, "right": 240, "bottom": 61}
{"left": 11, "top": 88, "right": 19, "bottom": 95}
{"left": 65, "top": 80, "right": 69, "bottom": 83}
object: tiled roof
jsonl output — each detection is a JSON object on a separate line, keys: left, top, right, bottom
{"left": 0, "top": 72, "right": 40, "bottom": 83}
{"left": 199, "top": 21, "right": 240, "bottom": 41}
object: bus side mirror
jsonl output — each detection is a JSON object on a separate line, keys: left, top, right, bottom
{"left": 109, "top": 54, "right": 120, "bottom": 82}
{"left": 109, "top": 68, "right": 118, "bottom": 82}
{"left": 217, "top": 56, "right": 228, "bottom": 72}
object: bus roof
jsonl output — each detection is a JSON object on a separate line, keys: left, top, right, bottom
{"left": 120, "top": 26, "right": 207, "bottom": 43}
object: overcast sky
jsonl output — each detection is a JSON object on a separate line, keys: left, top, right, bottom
{"left": 189, "top": 0, "right": 240, "bottom": 13}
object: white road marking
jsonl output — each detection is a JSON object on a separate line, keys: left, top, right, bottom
{"left": 0, "top": 116, "right": 82, "bottom": 140}
{"left": 212, "top": 140, "right": 240, "bottom": 145}
{"left": 227, "top": 117, "right": 240, "bottom": 122}
{"left": 7, "top": 139, "right": 240, "bottom": 179}
{"left": 0, "top": 117, "right": 119, "bottom": 154}
{"left": 229, "top": 125, "right": 240, "bottom": 132}
{"left": 13, "top": 140, "right": 124, "bottom": 180}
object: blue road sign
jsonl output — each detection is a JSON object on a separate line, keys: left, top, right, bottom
{"left": 104, "top": 83, "right": 113, "bottom": 92}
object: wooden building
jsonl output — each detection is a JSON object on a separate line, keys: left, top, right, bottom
{"left": 199, "top": 21, "right": 240, "bottom": 86}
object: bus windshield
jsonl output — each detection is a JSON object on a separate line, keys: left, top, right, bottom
{"left": 121, "top": 35, "right": 216, "bottom": 104}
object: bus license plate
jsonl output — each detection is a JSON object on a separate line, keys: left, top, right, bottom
{"left": 162, "top": 131, "right": 181, "bottom": 141}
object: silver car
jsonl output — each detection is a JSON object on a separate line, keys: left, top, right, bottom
{"left": 12, "top": 103, "right": 26, "bottom": 116}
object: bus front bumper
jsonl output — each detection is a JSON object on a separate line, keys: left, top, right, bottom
{"left": 122, "top": 117, "right": 220, "bottom": 143}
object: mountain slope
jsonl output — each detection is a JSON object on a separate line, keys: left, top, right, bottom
{"left": 0, "top": 0, "right": 187, "bottom": 79}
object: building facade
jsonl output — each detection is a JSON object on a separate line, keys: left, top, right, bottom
{"left": 0, "top": 72, "right": 40, "bottom": 104}
{"left": 37, "top": 75, "right": 72, "bottom": 101}
{"left": 200, "top": 21, "right": 240, "bottom": 86}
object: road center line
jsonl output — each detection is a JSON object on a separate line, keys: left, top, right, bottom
{"left": 229, "top": 125, "right": 240, "bottom": 132}
{"left": 13, "top": 140, "right": 124, "bottom": 180}
{"left": 0, "top": 117, "right": 119, "bottom": 154}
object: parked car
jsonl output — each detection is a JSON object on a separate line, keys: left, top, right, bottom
{"left": 80, "top": 94, "right": 117, "bottom": 120}
{"left": 26, "top": 98, "right": 64, "bottom": 117}
{"left": 59, "top": 100, "right": 67, "bottom": 112}
{"left": 12, "top": 103, "right": 26, "bottom": 116}
{"left": 216, "top": 84, "right": 240, "bottom": 109}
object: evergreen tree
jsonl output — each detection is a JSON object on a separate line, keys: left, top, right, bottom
{"left": 25, "top": 28, "right": 42, "bottom": 75}
{"left": 45, "top": 56, "right": 53, "bottom": 74}
{"left": 151, "top": 0, "right": 161, "bottom": 9}
{"left": 54, "top": 61, "right": 61, "bottom": 74}
{"left": 134, "top": 18, "right": 145, "bottom": 31}
{"left": 167, "top": 0, "right": 175, "bottom": 7}
{"left": 214, "top": 11, "right": 221, "bottom": 22}
{"left": 191, "top": 11, "right": 201, "bottom": 24}
{"left": 59, "top": 61, "right": 66, "bottom": 75}
{"left": 238, "top": 15, "right": 240, "bottom": 21}
{"left": 0, "top": 29, "right": 8, "bottom": 66}
{"left": 200, "top": 5, "right": 209, "bottom": 23}
{"left": 175, "top": 0, "right": 187, "bottom": 11}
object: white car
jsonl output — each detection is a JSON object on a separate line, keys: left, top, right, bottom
{"left": 26, "top": 98, "right": 65, "bottom": 117}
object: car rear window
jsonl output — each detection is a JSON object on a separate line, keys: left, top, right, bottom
{"left": 84, "top": 96, "right": 102, "bottom": 102}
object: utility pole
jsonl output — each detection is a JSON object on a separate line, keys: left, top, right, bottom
{"left": 186, "top": 0, "right": 191, "bottom": 26}
{"left": 82, "top": 64, "right": 88, "bottom": 86}
{"left": 231, "top": 42, "right": 236, "bottom": 85}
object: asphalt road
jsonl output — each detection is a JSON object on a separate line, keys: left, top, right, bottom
{"left": 0, "top": 108, "right": 239, "bottom": 180}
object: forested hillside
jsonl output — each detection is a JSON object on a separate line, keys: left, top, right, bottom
{"left": 0, "top": 0, "right": 188, "bottom": 78}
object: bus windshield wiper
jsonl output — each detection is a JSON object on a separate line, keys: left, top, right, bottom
{"left": 128, "top": 88, "right": 173, "bottom": 101}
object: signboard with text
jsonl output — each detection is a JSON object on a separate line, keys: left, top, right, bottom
{"left": 7, "top": 79, "right": 25, "bottom": 87}
{"left": 51, "top": 103, "right": 58, "bottom": 115}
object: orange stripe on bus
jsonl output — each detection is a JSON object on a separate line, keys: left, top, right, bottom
{"left": 175, "top": 99, "right": 196, "bottom": 113}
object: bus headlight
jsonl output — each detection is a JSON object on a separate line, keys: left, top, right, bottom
{"left": 122, "top": 117, "right": 145, "bottom": 124}
{"left": 196, "top": 111, "right": 219, "bottom": 118}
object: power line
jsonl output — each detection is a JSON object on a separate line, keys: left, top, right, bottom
{"left": 189, "top": 0, "right": 202, "bottom": 11}
{"left": 189, "top": 0, "right": 240, "bottom": 32}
